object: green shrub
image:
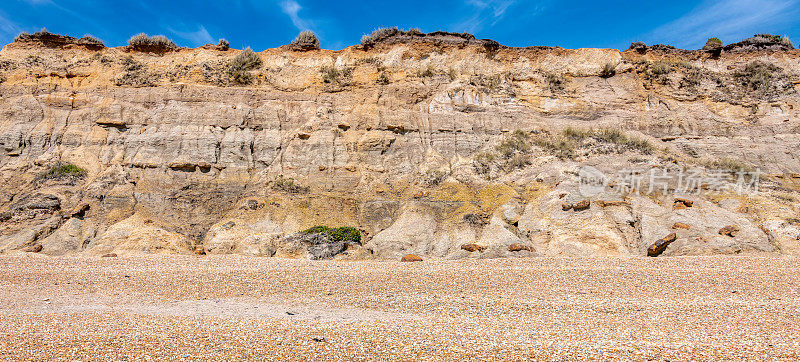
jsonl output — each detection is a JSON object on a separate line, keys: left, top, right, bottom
{"left": 302, "top": 226, "right": 361, "bottom": 244}
{"left": 704, "top": 37, "right": 722, "bottom": 50}
{"left": 600, "top": 62, "right": 616, "bottom": 78}
{"left": 289, "top": 30, "right": 320, "bottom": 50}
{"left": 272, "top": 176, "right": 310, "bottom": 194}
{"left": 41, "top": 163, "right": 87, "bottom": 180}
{"left": 228, "top": 47, "right": 262, "bottom": 84}
{"left": 127, "top": 33, "right": 177, "bottom": 52}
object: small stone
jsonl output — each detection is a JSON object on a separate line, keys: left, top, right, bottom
{"left": 297, "top": 131, "right": 311, "bottom": 140}
{"left": 672, "top": 222, "right": 691, "bottom": 230}
{"left": 596, "top": 200, "right": 631, "bottom": 208}
{"left": 719, "top": 225, "right": 740, "bottom": 237}
{"left": 573, "top": 200, "right": 591, "bottom": 211}
{"left": 22, "top": 244, "right": 42, "bottom": 253}
{"left": 413, "top": 191, "right": 429, "bottom": 199}
{"left": 400, "top": 254, "right": 422, "bottom": 262}
{"left": 562, "top": 203, "right": 573, "bottom": 211}
{"left": 508, "top": 243, "right": 532, "bottom": 252}
{"left": 674, "top": 198, "right": 693, "bottom": 209}
{"left": 101, "top": 253, "right": 118, "bottom": 258}
{"left": 460, "top": 243, "right": 486, "bottom": 253}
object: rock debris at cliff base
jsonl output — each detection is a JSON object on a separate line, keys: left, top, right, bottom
{"left": 0, "top": 255, "right": 799, "bottom": 360}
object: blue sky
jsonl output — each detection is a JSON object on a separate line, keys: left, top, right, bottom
{"left": 1, "top": 0, "right": 799, "bottom": 50}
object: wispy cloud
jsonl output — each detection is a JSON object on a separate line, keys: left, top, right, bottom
{"left": 169, "top": 25, "right": 214, "bottom": 46}
{"left": 647, "top": 0, "right": 800, "bottom": 48}
{"left": 454, "top": 0, "right": 547, "bottom": 34}
{"left": 280, "top": 0, "right": 313, "bottom": 31}
{"left": 0, "top": 11, "right": 27, "bottom": 43}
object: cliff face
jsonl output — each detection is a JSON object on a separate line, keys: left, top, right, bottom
{"left": 0, "top": 33, "right": 799, "bottom": 258}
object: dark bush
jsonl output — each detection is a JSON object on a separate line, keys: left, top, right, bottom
{"left": 127, "top": 33, "right": 177, "bottom": 53}
{"left": 289, "top": 30, "right": 320, "bottom": 51}
{"left": 217, "top": 39, "right": 230, "bottom": 51}
{"left": 600, "top": 62, "right": 616, "bottom": 78}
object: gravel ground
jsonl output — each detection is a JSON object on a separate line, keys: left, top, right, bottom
{"left": 0, "top": 255, "right": 799, "bottom": 360}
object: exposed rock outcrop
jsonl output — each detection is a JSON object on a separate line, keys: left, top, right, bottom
{"left": 0, "top": 32, "right": 798, "bottom": 258}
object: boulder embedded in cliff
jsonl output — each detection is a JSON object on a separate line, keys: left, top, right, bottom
{"left": 647, "top": 233, "right": 677, "bottom": 257}
{"left": 401, "top": 254, "right": 423, "bottom": 262}
{"left": 719, "top": 225, "right": 740, "bottom": 237}
{"left": 460, "top": 243, "right": 486, "bottom": 253}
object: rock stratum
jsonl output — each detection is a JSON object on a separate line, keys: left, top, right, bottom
{"left": 1, "top": 32, "right": 799, "bottom": 259}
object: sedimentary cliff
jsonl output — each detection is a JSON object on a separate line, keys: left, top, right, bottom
{"left": 1, "top": 31, "right": 799, "bottom": 258}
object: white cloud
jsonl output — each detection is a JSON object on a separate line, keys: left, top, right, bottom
{"left": 647, "top": 0, "right": 799, "bottom": 48}
{"left": 280, "top": 0, "right": 312, "bottom": 31}
{"left": 169, "top": 25, "right": 214, "bottom": 46}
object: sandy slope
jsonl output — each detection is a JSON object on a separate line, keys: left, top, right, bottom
{"left": 1, "top": 255, "right": 799, "bottom": 360}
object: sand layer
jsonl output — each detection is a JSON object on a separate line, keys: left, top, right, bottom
{"left": 1, "top": 255, "right": 799, "bottom": 360}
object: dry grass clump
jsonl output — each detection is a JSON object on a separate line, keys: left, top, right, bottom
{"left": 701, "top": 158, "right": 756, "bottom": 174}
{"left": 422, "top": 170, "right": 448, "bottom": 186}
{"left": 733, "top": 61, "right": 792, "bottom": 100}
{"left": 646, "top": 60, "right": 672, "bottom": 84}
{"left": 77, "top": 34, "right": 104, "bottom": 47}
{"left": 272, "top": 176, "right": 310, "bottom": 194}
{"left": 474, "top": 130, "right": 532, "bottom": 177}
{"left": 114, "top": 57, "right": 158, "bottom": 87}
{"left": 228, "top": 47, "right": 262, "bottom": 84}
{"left": 127, "top": 33, "right": 177, "bottom": 53}
{"left": 289, "top": 30, "right": 320, "bottom": 51}
{"left": 532, "top": 127, "right": 654, "bottom": 159}
{"left": 320, "top": 65, "right": 353, "bottom": 86}
{"left": 544, "top": 73, "right": 567, "bottom": 93}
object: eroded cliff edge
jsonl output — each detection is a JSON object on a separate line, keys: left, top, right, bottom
{"left": 1, "top": 32, "right": 799, "bottom": 258}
